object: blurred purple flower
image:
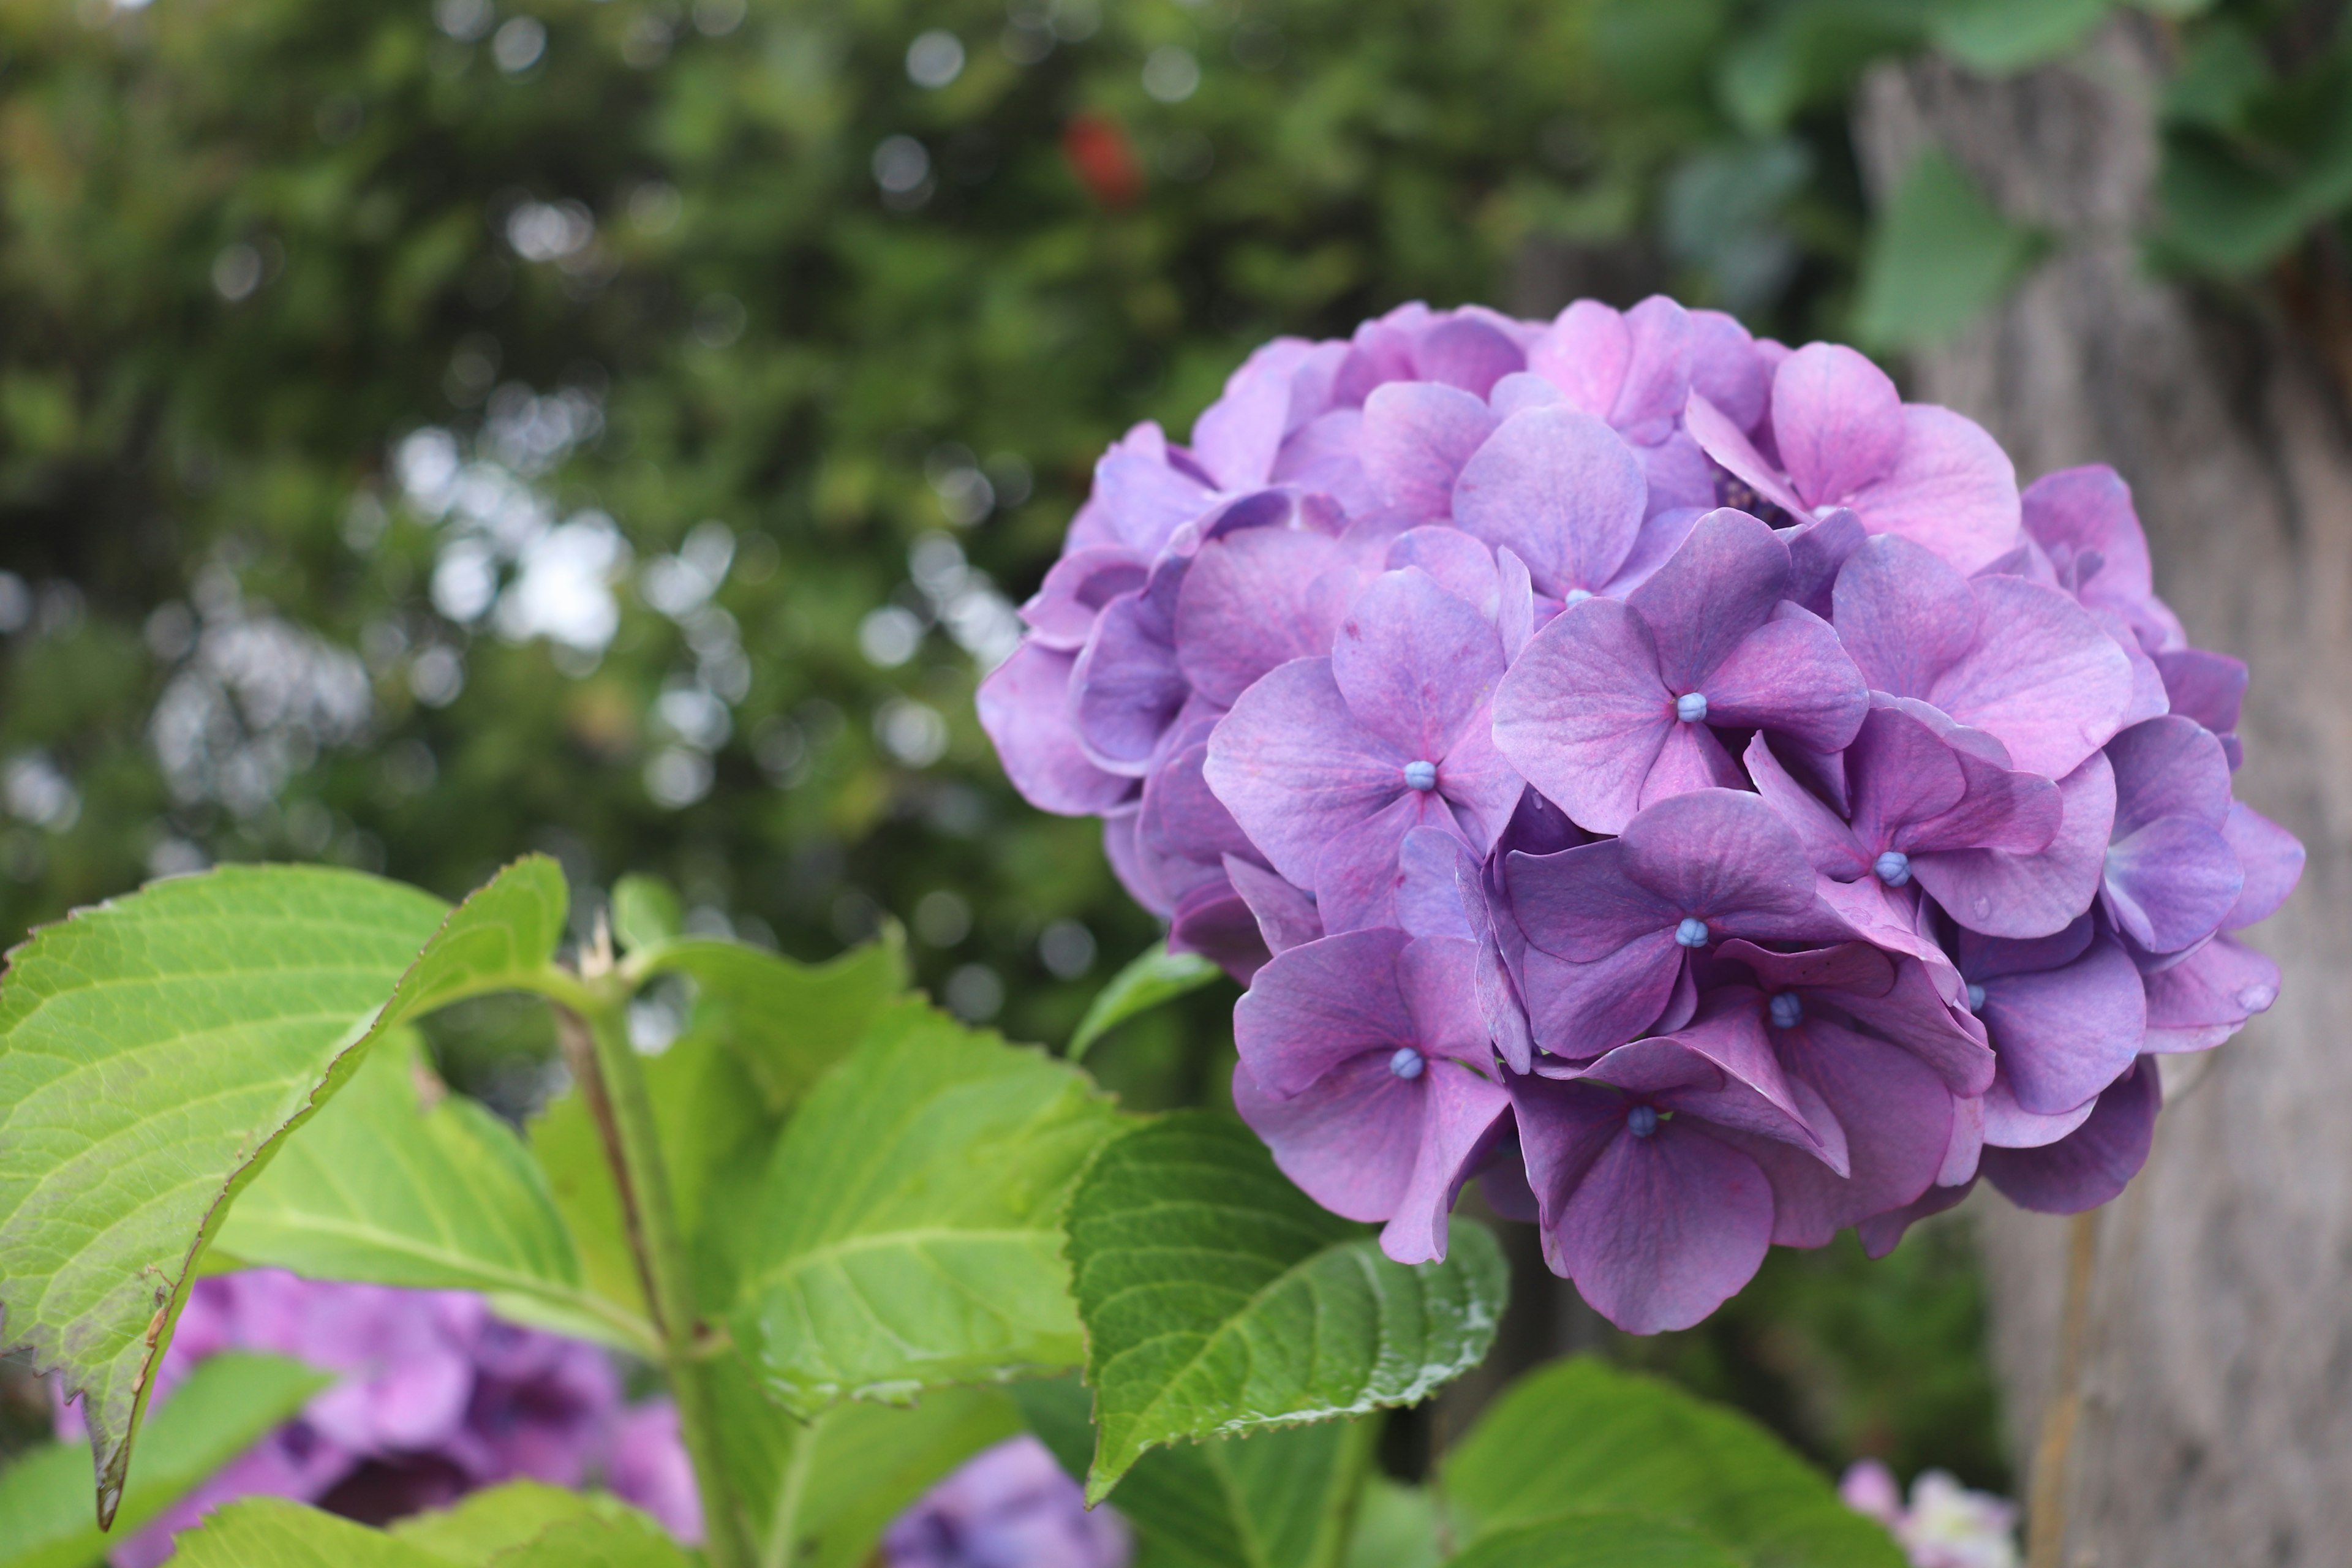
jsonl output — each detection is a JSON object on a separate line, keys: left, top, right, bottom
{"left": 883, "top": 1436, "right": 1130, "bottom": 1568}
{"left": 1842, "top": 1460, "right": 2019, "bottom": 1568}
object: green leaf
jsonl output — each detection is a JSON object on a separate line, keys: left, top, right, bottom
{"left": 1439, "top": 1358, "right": 1905, "bottom": 1568}
{"left": 1853, "top": 149, "right": 2046, "bottom": 351}
{"left": 164, "top": 1499, "right": 447, "bottom": 1568}
{"left": 1443, "top": 1515, "right": 1745, "bottom": 1568}
{"left": 0, "top": 1352, "right": 328, "bottom": 1568}
{"left": 1928, "top": 0, "right": 2111, "bottom": 74}
{"left": 1716, "top": 0, "right": 1924, "bottom": 135}
{"left": 208, "top": 1031, "right": 649, "bottom": 1355}
{"left": 1016, "top": 1377, "right": 1372, "bottom": 1568}
{"left": 609, "top": 875, "right": 684, "bottom": 955}
{"left": 1065, "top": 1113, "right": 1507, "bottom": 1502}
{"left": 641, "top": 934, "right": 907, "bottom": 1114}
{"left": 734, "top": 1000, "right": 1121, "bottom": 1419}
{"left": 390, "top": 1483, "right": 638, "bottom": 1564}
{"left": 0, "top": 865, "right": 448, "bottom": 1522}
{"left": 1067, "top": 942, "right": 1222, "bottom": 1062}
{"left": 474, "top": 1510, "right": 697, "bottom": 1567}
{"left": 1343, "top": 1478, "right": 1441, "bottom": 1568}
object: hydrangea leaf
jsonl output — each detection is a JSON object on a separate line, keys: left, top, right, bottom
{"left": 1438, "top": 1357, "right": 1905, "bottom": 1568}
{"left": 608, "top": 874, "right": 684, "bottom": 954}
{"left": 1927, "top": 0, "right": 2113, "bottom": 74}
{"left": 639, "top": 932, "right": 907, "bottom": 1113}
{"left": 0, "top": 856, "right": 570, "bottom": 1523}
{"left": 1065, "top": 1112, "right": 1508, "bottom": 1504}
{"left": 1343, "top": 1477, "right": 1442, "bottom": 1568}
{"left": 1853, "top": 150, "right": 2047, "bottom": 352}
{"left": 1017, "top": 1376, "right": 1373, "bottom": 1568}
{"left": 0, "top": 1352, "right": 328, "bottom": 1568}
{"left": 1067, "top": 941, "right": 1224, "bottom": 1062}
{"left": 470, "top": 1510, "right": 698, "bottom": 1567}
{"left": 389, "top": 1482, "right": 646, "bottom": 1564}
{"left": 1442, "top": 1515, "right": 1746, "bottom": 1568}
{"left": 734, "top": 1000, "right": 1123, "bottom": 1419}
{"left": 208, "top": 1031, "right": 652, "bottom": 1355}
{"left": 156, "top": 1499, "right": 448, "bottom": 1567}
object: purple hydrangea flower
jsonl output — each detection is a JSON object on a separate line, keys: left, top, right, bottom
{"left": 883, "top": 1436, "right": 1130, "bottom": 1568}
{"left": 979, "top": 298, "right": 2302, "bottom": 1333}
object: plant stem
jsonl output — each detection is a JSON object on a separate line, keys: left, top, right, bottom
{"left": 2026, "top": 1208, "right": 2101, "bottom": 1568}
{"left": 761, "top": 1406, "right": 825, "bottom": 1568}
{"left": 557, "top": 980, "right": 756, "bottom": 1568}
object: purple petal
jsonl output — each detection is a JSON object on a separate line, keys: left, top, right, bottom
{"left": 1311, "top": 790, "right": 1450, "bottom": 934}
{"left": 1204, "top": 657, "right": 1403, "bottom": 889}
{"left": 1981, "top": 1056, "right": 2159, "bottom": 1213}
{"left": 1836, "top": 956, "right": 1998, "bottom": 1097}
{"left": 1379, "top": 1062, "right": 1515, "bottom": 1265}
{"left": 1496, "top": 545, "right": 1536, "bottom": 662}
{"left": 1912, "top": 750, "right": 2116, "bottom": 940}
{"left": 1386, "top": 526, "right": 1501, "bottom": 615}
{"left": 2143, "top": 933, "right": 2279, "bottom": 1052}
{"left": 1849, "top": 405, "right": 2022, "bottom": 573}
{"left": 1396, "top": 826, "right": 1480, "bottom": 941}
{"left": 1488, "top": 370, "right": 1564, "bottom": 417}
{"left": 1629, "top": 1004, "right": 1830, "bottom": 1156}
{"left": 1413, "top": 315, "right": 1527, "bottom": 398}
{"left": 1980, "top": 1066, "right": 2098, "bottom": 1149}
{"left": 1710, "top": 938, "right": 1894, "bottom": 997}
{"left": 1360, "top": 382, "right": 1499, "bottom": 518}
{"left": 1624, "top": 508, "right": 1790, "bottom": 691}
{"left": 1102, "top": 805, "right": 1169, "bottom": 917}
{"left": 1856, "top": 1177, "right": 1976, "bottom": 1260}
{"left": 1094, "top": 431, "right": 1219, "bottom": 556}
{"left": 1741, "top": 1019, "right": 1951, "bottom": 1246}
{"left": 1434, "top": 702, "right": 1529, "bottom": 854}
{"left": 2222, "top": 801, "right": 2304, "bottom": 930}
{"left": 1518, "top": 929, "right": 1685, "bottom": 1063}
{"left": 1923, "top": 575, "right": 2136, "bottom": 780}
{"left": 1233, "top": 1056, "right": 1417, "bottom": 1224}
{"left": 1174, "top": 524, "right": 1360, "bottom": 707}
{"left": 1783, "top": 508, "right": 1868, "bottom": 617}
{"left": 2020, "top": 464, "right": 2173, "bottom": 639}
{"left": 1491, "top": 597, "right": 1674, "bottom": 836}
{"left": 1976, "top": 929, "right": 2147, "bottom": 1114}
{"left": 1233, "top": 927, "right": 1417, "bottom": 1098}
{"left": 1531, "top": 296, "right": 1693, "bottom": 438}
{"left": 2108, "top": 715, "right": 2233, "bottom": 836}
{"left": 1831, "top": 535, "right": 1981, "bottom": 700}
{"left": 1332, "top": 568, "right": 1508, "bottom": 760}
{"left": 1684, "top": 390, "right": 1809, "bottom": 518}
{"left": 1641, "top": 434, "right": 1719, "bottom": 516}
{"left": 1849, "top": 704, "right": 2060, "bottom": 858}
{"left": 1225, "top": 854, "right": 1324, "bottom": 957}
{"left": 1702, "top": 605, "right": 1870, "bottom": 753}
{"left": 1020, "top": 548, "right": 1150, "bottom": 650}
{"left": 1170, "top": 877, "right": 1272, "bottom": 984}
{"left": 1744, "top": 733, "right": 1872, "bottom": 881}
{"left": 1509, "top": 839, "right": 1682, "bottom": 963}
{"left": 1191, "top": 342, "right": 1300, "bottom": 491}
{"left": 1602, "top": 503, "right": 1708, "bottom": 597}
{"left": 977, "top": 642, "right": 1135, "bottom": 816}
{"left": 1451, "top": 407, "right": 1648, "bottom": 597}
{"left": 1273, "top": 409, "right": 1384, "bottom": 517}
{"left": 2103, "top": 815, "right": 2242, "bottom": 954}
{"left": 1689, "top": 309, "right": 1770, "bottom": 432}
{"left": 1617, "top": 788, "right": 1822, "bottom": 930}
{"left": 1637, "top": 720, "right": 1745, "bottom": 812}
{"left": 1070, "top": 574, "right": 1188, "bottom": 776}
{"left": 2154, "top": 648, "right": 2247, "bottom": 738}
{"left": 1771, "top": 342, "right": 1905, "bottom": 509}
{"left": 1138, "top": 740, "right": 1255, "bottom": 892}
{"left": 1557, "top": 1117, "right": 1775, "bottom": 1334}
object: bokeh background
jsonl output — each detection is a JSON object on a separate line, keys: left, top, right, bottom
{"left": 6, "top": 0, "right": 2349, "bottom": 1517}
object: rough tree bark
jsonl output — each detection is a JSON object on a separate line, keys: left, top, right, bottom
{"left": 1857, "top": 24, "right": 2352, "bottom": 1567}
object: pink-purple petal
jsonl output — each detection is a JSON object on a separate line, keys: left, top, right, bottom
{"left": 1331, "top": 567, "right": 1507, "bottom": 760}
{"left": 1360, "top": 381, "right": 1499, "bottom": 518}
{"left": 1771, "top": 342, "right": 1905, "bottom": 509}
{"left": 1849, "top": 405, "right": 2021, "bottom": 573}
{"left": 1490, "top": 597, "right": 1676, "bottom": 835}
{"left": 1556, "top": 1120, "right": 1776, "bottom": 1334}
{"left": 1451, "top": 406, "right": 1648, "bottom": 597}
{"left": 976, "top": 642, "right": 1136, "bottom": 816}
{"left": 1204, "top": 657, "right": 1406, "bottom": 888}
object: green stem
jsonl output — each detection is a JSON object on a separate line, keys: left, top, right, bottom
{"left": 761, "top": 1407, "right": 825, "bottom": 1568}
{"left": 560, "top": 992, "right": 756, "bottom": 1568}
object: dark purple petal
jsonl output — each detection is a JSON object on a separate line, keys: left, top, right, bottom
{"left": 1617, "top": 788, "right": 1823, "bottom": 932}
{"left": 1624, "top": 508, "right": 1790, "bottom": 691}
{"left": 1557, "top": 1118, "right": 1775, "bottom": 1335}
{"left": 1911, "top": 751, "right": 2115, "bottom": 940}
{"left": 1508, "top": 839, "right": 1682, "bottom": 963}
{"left": 1981, "top": 1056, "right": 2159, "bottom": 1213}
{"left": 1070, "top": 570, "right": 1188, "bottom": 776}
{"left": 1744, "top": 733, "right": 1872, "bottom": 881}
{"left": 1233, "top": 927, "right": 1417, "bottom": 1098}
{"left": 1331, "top": 567, "right": 1507, "bottom": 760}
{"left": 1519, "top": 930, "right": 1685, "bottom": 1063}
{"left": 1771, "top": 342, "right": 1905, "bottom": 509}
{"left": 1856, "top": 1177, "right": 1975, "bottom": 1260}
{"left": 1709, "top": 938, "right": 1894, "bottom": 997}
{"left": 1641, "top": 435, "right": 1719, "bottom": 517}
{"left": 2222, "top": 801, "right": 2304, "bottom": 930}
{"left": 1360, "top": 382, "right": 1499, "bottom": 518}
{"left": 1232, "top": 1057, "right": 1416, "bottom": 1224}
{"left": 976, "top": 643, "right": 1135, "bottom": 816}
{"left": 1491, "top": 597, "right": 1675, "bottom": 835}
{"left": 1620, "top": 1005, "right": 1830, "bottom": 1158}
{"left": 1451, "top": 407, "right": 1648, "bottom": 598}
{"left": 1311, "top": 791, "right": 1450, "bottom": 935}
{"left": 1137, "top": 740, "right": 1254, "bottom": 895}
{"left": 1849, "top": 405, "right": 2022, "bottom": 573}
{"left": 1170, "top": 877, "right": 1272, "bottom": 984}
{"left": 1781, "top": 508, "right": 1868, "bottom": 618}
{"left": 1224, "top": 854, "right": 1324, "bottom": 957}
{"left": 1204, "top": 657, "right": 1403, "bottom": 889}
{"left": 2143, "top": 933, "right": 2279, "bottom": 1052}
{"left": 1101, "top": 805, "right": 1169, "bottom": 917}
{"left": 1974, "top": 929, "right": 2146, "bottom": 1115}
{"left": 2102, "top": 814, "right": 2242, "bottom": 954}
{"left": 1741, "top": 1019, "right": 1951, "bottom": 1246}
{"left": 1378, "top": 1062, "right": 1515, "bottom": 1264}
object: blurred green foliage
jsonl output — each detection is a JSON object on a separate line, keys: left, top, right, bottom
{"left": 2, "top": 0, "right": 2348, "bottom": 1496}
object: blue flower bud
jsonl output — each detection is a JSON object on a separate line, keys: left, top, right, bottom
{"left": 1967, "top": 982, "right": 1987, "bottom": 1012}
{"left": 1675, "top": 692, "right": 1709, "bottom": 723}
{"left": 1769, "top": 991, "right": 1803, "bottom": 1029}
{"left": 1627, "top": 1104, "right": 1659, "bottom": 1137}
{"left": 1675, "top": 916, "right": 1709, "bottom": 948}
{"left": 1403, "top": 760, "right": 1438, "bottom": 793}
{"left": 1873, "top": 850, "right": 1912, "bottom": 887}
{"left": 1388, "top": 1046, "right": 1426, "bottom": 1080}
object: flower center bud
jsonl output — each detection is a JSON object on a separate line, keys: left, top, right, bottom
{"left": 1403, "top": 760, "right": 1439, "bottom": 793}
{"left": 1967, "top": 982, "right": 1987, "bottom": 1011}
{"left": 1388, "top": 1046, "right": 1426, "bottom": 1080}
{"left": 1675, "top": 692, "right": 1709, "bottom": 723}
{"left": 1627, "top": 1104, "right": 1660, "bottom": 1137}
{"left": 1768, "top": 991, "right": 1803, "bottom": 1029}
{"left": 1674, "top": 916, "right": 1709, "bottom": 948}
{"left": 1872, "top": 850, "right": 1912, "bottom": 887}
{"left": 1564, "top": 588, "right": 1594, "bottom": 605}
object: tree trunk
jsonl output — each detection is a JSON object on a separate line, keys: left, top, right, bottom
{"left": 1856, "top": 25, "right": 2352, "bottom": 1566}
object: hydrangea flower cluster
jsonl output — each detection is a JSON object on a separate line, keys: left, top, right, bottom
{"left": 1841, "top": 1461, "right": 2019, "bottom": 1568}
{"left": 51, "top": 1271, "right": 699, "bottom": 1564}
{"left": 981, "top": 298, "right": 2305, "bottom": 1333}
{"left": 883, "top": 1436, "right": 1132, "bottom": 1568}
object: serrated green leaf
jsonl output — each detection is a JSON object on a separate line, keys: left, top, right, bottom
{"left": 1928, "top": 0, "right": 2111, "bottom": 74}
{"left": 1443, "top": 1515, "right": 1745, "bottom": 1568}
{"left": 734, "top": 1000, "right": 1121, "bottom": 1419}
{"left": 1065, "top": 1113, "right": 1507, "bottom": 1503}
{"left": 168, "top": 1499, "right": 449, "bottom": 1567}
{"left": 478, "top": 1510, "right": 696, "bottom": 1567}
{"left": 208, "top": 1031, "right": 649, "bottom": 1354}
{"left": 1343, "top": 1478, "right": 1441, "bottom": 1568}
{"left": 389, "top": 1483, "right": 643, "bottom": 1564}
{"left": 641, "top": 934, "right": 906, "bottom": 1114}
{"left": 0, "top": 1352, "right": 328, "bottom": 1568}
{"left": 1439, "top": 1358, "right": 1904, "bottom": 1568}
{"left": 1067, "top": 942, "right": 1223, "bottom": 1063}
{"left": 0, "top": 857, "right": 573, "bottom": 1521}
{"left": 0, "top": 865, "right": 448, "bottom": 1521}
{"left": 609, "top": 876, "right": 684, "bottom": 955}
{"left": 1016, "top": 1376, "right": 1371, "bottom": 1568}
{"left": 1853, "top": 149, "right": 2046, "bottom": 351}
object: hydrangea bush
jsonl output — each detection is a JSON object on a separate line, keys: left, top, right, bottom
{"left": 982, "top": 296, "right": 2304, "bottom": 1333}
